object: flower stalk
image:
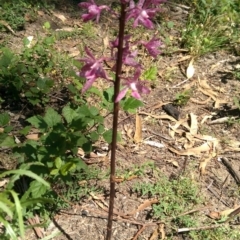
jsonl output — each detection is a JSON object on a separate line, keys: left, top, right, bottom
{"left": 106, "top": 3, "right": 127, "bottom": 239}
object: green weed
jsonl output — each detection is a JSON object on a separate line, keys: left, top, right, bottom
{"left": 134, "top": 171, "right": 240, "bottom": 239}
{"left": 0, "top": 36, "right": 74, "bottom": 107}
{"left": 0, "top": 0, "right": 52, "bottom": 32}
{"left": 174, "top": 89, "right": 192, "bottom": 106}
{"left": 181, "top": 0, "right": 240, "bottom": 57}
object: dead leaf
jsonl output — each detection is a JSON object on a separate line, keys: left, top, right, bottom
{"left": 77, "top": 148, "right": 85, "bottom": 156}
{"left": 186, "top": 58, "right": 195, "bottom": 79}
{"left": 214, "top": 98, "right": 228, "bottom": 108}
{"left": 208, "top": 211, "right": 221, "bottom": 220}
{"left": 199, "top": 88, "right": 217, "bottom": 100}
{"left": 166, "top": 159, "right": 179, "bottom": 167}
{"left": 144, "top": 140, "right": 164, "bottom": 148}
{"left": 152, "top": 101, "right": 170, "bottom": 111}
{"left": 124, "top": 124, "right": 133, "bottom": 140}
{"left": 134, "top": 113, "right": 142, "bottom": 143}
{"left": 159, "top": 223, "right": 166, "bottom": 239}
{"left": 114, "top": 175, "right": 138, "bottom": 183}
{"left": 0, "top": 128, "right": 4, "bottom": 133}
{"left": 114, "top": 177, "right": 125, "bottom": 183}
{"left": 26, "top": 133, "right": 39, "bottom": 140}
{"left": 150, "top": 228, "right": 159, "bottom": 240}
{"left": 169, "top": 142, "right": 213, "bottom": 156}
{"left": 68, "top": 48, "right": 80, "bottom": 57}
{"left": 169, "top": 118, "right": 187, "bottom": 138}
{"left": 190, "top": 97, "right": 211, "bottom": 105}
{"left": 103, "top": 36, "right": 109, "bottom": 50}
{"left": 78, "top": 180, "right": 87, "bottom": 186}
{"left": 0, "top": 20, "right": 16, "bottom": 35}
{"left": 189, "top": 113, "right": 198, "bottom": 135}
{"left": 55, "top": 27, "right": 75, "bottom": 32}
{"left": 37, "top": 11, "right": 45, "bottom": 16}
{"left": 139, "top": 112, "right": 177, "bottom": 122}
{"left": 52, "top": 12, "right": 67, "bottom": 22}
{"left": 208, "top": 206, "right": 240, "bottom": 220}
{"left": 220, "top": 206, "right": 240, "bottom": 217}
{"left": 201, "top": 115, "right": 212, "bottom": 124}
{"left": 127, "top": 199, "right": 158, "bottom": 216}
{"left": 0, "top": 179, "right": 8, "bottom": 187}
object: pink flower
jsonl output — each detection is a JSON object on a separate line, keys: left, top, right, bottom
{"left": 142, "top": 37, "right": 162, "bottom": 58}
{"left": 79, "top": 0, "right": 109, "bottom": 22}
{"left": 110, "top": 35, "right": 140, "bottom": 68}
{"left": 115, "top": 68, "right": 150, "bottom": 102}
{"left": 126, "top": 0, "right": 161, "bottom": 29}
{"left": 78, "top": 47, "right": 108, "bottom": 93}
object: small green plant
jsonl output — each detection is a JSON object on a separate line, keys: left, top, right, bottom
{"left": 174, "top": 89, "right": 192, "bottom": 106}
{"left": 0, "top": 36, "right": 74, "bottom": 107}
{"left": 134, "top": 175, "right": 201, "bottom": 219}
{"left": 0, "top": 168, "right": 51, "bottom": 240}
{"left": 181, "top": 0, "right": 240, "bottom": 56}
{"left": 233, "top": 69, "right": 240, "bottom": 80}
{"left": 0, "top": 0, "right": 54, "bottom": 32}
{"left": 134, "top": 172, "right": 240, "bottom": 239}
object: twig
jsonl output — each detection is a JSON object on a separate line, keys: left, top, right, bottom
{"left": 209, "top": 116, "right": 238, "bottom": 125}
{"left": 176, "top": 205, "right": 212, "bottom": 218}
{"left": 167, "top": 1, "right": 191, "bottom": 10}
{"left": 171, "top": 78, "right": 189, "bottom": 88}
{"left": 207, "top": 184, "right": 229, "bottom": 207}
{"left": 178, "top": 223, "right": 226, "bottom": 233}
{"left": 220, "top": 157, "right": 240, "bottom": 185}
{"left": 132, "top": 225, "right": 147, "bottom": 240}
{"left": 147, "top": 129, "right": 173, "bottom": 141}
{"left": 226, "top": 206, "right": 240, "bottom": 223}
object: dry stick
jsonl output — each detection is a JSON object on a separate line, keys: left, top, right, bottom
{"left": 178, "top": 224, "right": 226, "bottom": 233}
{"left": 225, "top": 206, "right": 240, "bottom": 223}
{"left": 220, "top": 157, "right": 240, "bottom": 185}
{"left": 106, "top": 3, "right": 127, "bottom": 240}
{"left": 132, "top": 225, "right": 147, "bottom": 240}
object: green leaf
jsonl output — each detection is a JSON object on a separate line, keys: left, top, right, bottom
{"left": 27, "top": 115, "right": 47, "bottom": 130}
{"left": 103, "top": 87, "right": 114, "bottom": 103}
{"left": 89, "top": 106, "right": 99, "bottom": 116}
{"left": 55, "top": 157, "right": 62, "bottom": 169}
{"left": 122, "top": 97, "right": 143, "bottom": 113}
{"left": 8, "top": 190, "right": 24, "bottom": 238}
{"left": 4, "top": 125, "right": 13, "bottom": 133}
{"left": 20, "top": 198, "right": 54, "bottom": 208}
{"left": 0, "top": 47, "right": 14, "bottom": 67}
{"left": 0, "top": 169, "right": 50, "bottom": 188}
{"left": 103, "top": 130, "right": 121, "bottom": 144}
{"left": 50, "top": 169, "right": 59, "bottom": 175}
{"left": 89, "top": 131, "right": 99, "bottom": 141}
{"left": 142, "top": 66, "right": 158, "bottom": 81}
{"left": 76, "top": 105, "right": 91, "bottom": 117}
{"left": 62, "top": 105, "right": 78, "bottom": 124}
{"left": 0, "top": 201, "right": 13, "bottom": 218}
{"left": 0, "top": 136, "right": 15, "bottom": 147}
{"left": 37, "top": 78, "right": 54, "bottom": 92}
{"left": 43, "top": 108, "right": 62, "bottom": 127}
{"left": 19, "top": 126, "right": 31, "bottom": 136}
{"left": 28, "top": 180, "right": 48, "bottom": 198}
{"left": 97, "top": 124, "right": 105, "bottom": 134}
{"left": 167, "top": 21, "right": 174, "bottom": 29}
{"left": 0, "top": 216, "right": 17, "bottom": 240}
{"left": 60, "top": 162, "right": 76, "bottom": 176}
{"left": 103, "top": 130, "right": 112, "bottom": 144}
{"left": 0, "top": 112, "right": 10, "bottom": 126}
{"left": 43, "top": 21, "right": 51, "bottom": 29}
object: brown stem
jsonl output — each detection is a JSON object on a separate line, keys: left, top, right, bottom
{"left": 106, "top": 3, "right": 127, "bottom": 240}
